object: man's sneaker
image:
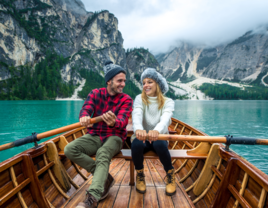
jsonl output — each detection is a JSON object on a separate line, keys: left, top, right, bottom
{"left": 76, "top": 191, "right": 98, "bottom": 208}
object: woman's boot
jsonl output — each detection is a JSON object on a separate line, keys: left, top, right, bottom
{"left": 165, "top": 169, "right": 176, "bottom": 196}
{"left": 136, "top": 169, "right": 146, "bottom": 193}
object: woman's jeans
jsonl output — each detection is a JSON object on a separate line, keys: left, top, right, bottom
{"left": 131, "top": 138, "right": 173, "bottom": 172}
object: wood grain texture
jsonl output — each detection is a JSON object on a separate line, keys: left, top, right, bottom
{"left": 21, "top": 154, "right": 51, "bottom": 208}
{"left": 144, "top": 186, "right": 159, "bottom": 208}
{"left": 192, "top": 158, "right": 222, "bottom": 205}
{"left": 46, "top": 141, "right": 71, "bottom": 192}
{"left": 156, "top": 187, "right": 174, "bottom": 208}
{"left": 113, "top": 186, "right": 131, "bottom": 208}
{"left": 146, "top": 159, "right": 165, "bottom": 187}
{"left": 0, "top": 178, "right": 31, "bottom": 206}
{"left": 128, "top": 186, "right": 144, "bottom": 208}
{"left": 211, "top": 158, "right": 241, "bottom": 208}
{"left": 9, "top": 166, "right": 27, "bottom": 208}
{"left": 114, "top": 161, "right": 129, "bottom": 185}
{"left": 43, "top": 154, "right": 70, "bottom": 199}
{"left": 228, "top": 184, "right": 252, "bottom": 208}
{"left": 193, "top": 144, "right": 220, "bottom": 196}
{"left": 234, "top": 172, "right": 249, "bottom": 208}
{"left": 143, "top": 160, "right": 154, "bottom": 186}
{"left": 258, "top": 188, "right": 267, "bottom": 208}
{"left": 172, "top": 185, "right": 194, "bottom": 208}
{"left": 97, "top": 185, "right": 120, "bottom": 208}
{"left": 129, "top": 160, "right": 134, "bottom": 186}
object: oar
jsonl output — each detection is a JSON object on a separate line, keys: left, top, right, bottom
{"left": 0, "top": 116, "right": 103, "bottom": 151}
{"left": 156, "top": 134, "right": 268, "bottom": 150}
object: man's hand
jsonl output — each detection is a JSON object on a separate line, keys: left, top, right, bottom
{"left": 80, "top": 116, "right": 93, "bottom": 128}
{"left": 148, "top": 130, "right": 159, "bottom": 143}
{"left": 102, "top": 111, "right": 117, "bottom": 127}
{"left": 136, "top": 130, "right": 147, "bottom": 143}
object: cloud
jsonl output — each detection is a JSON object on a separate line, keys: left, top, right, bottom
{"left": 81, "top": 0, "right": 268, "bottom": 54}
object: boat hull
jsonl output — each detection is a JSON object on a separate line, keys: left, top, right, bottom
{"left": 0, "top": 118, "right": 267, "bottom": 208}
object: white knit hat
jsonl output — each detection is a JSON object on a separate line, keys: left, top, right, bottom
{"left": 141, "top": 68, "right": 169, "bottom": 94}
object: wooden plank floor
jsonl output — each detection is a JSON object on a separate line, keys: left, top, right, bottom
{"left": 64, "top": 159, "right": 194, "bottom": 208}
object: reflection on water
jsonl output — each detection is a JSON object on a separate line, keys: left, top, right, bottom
{"left": 0, "top": 100, "right": 268, "bottom": 174}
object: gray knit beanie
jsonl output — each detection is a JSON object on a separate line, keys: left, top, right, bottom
{"left": 103, "top": 60, "right": 126, "bottom": 83}
{"left": 141, "top": 68, "right": 169, "bottom": 94}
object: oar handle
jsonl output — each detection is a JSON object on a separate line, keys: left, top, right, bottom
{"left": 157, "top": 135, "right": 268, "bottom": 145}
{"left": 157, "top": 135, "right": 227, "bottom": 143}
{"left": 37, "top": 116, "right": 102, "bottom": 140}
{"left": 37, "top": 123, "right": 81, "bottom": 140}
{"left": 0, "top": 116, "right": 103, "bottom": 151}
{"left": 256, "top": 139, "right": 268, "bottom": 145}
{"left": 0, "top": 143, "right": 15, "bottom": 151}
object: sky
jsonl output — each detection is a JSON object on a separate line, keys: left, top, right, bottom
{"left": 80, "top": 0, "right": 268, "bottom": 54}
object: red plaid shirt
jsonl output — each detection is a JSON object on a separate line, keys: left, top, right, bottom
{"left": 79, "top": 88, "right": 133, "bottom": 142}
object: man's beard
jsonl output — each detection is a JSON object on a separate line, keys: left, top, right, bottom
{"left": 111, "top": 80, "right": 123, "bottom": 94}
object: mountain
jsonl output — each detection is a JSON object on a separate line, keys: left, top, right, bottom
{"left": 0, "top": 0, "right": 126, "bottom": 75}
{"left": 156, "top": 29, "right": 268, "bottom": 100}
{"left": 125, "top": 48, "right": 160, "bottom": 89}
{"left": 157, "top": 29, "right": 268, "bottom": 85}
{"left": 0, "top": 0, "right": 169, "bottom": 100}
{"left": 124, "top": 47, "right": 179, "bottom": 99}
{"left": 1, "top": 0, "right": 268, "bottom": 100}
{"left": 0, "top": 0, "right": 128, "bottom": 99}
{"left": 203, "top": 31, "right": 268, "bottom": 84}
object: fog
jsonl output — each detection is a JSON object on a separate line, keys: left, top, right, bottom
{"left": 81, "top": 0, "right": 268, "bottom": 54}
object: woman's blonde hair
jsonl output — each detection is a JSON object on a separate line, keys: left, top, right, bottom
{"left": 141, "top": 80, "right": 166, "bottom": 109}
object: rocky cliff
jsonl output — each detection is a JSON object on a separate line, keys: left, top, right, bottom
{"left": 203, "top": 31, "right": 268, "bottom": 84}
{"left": 157, "top": 29, "right": 268, "bottom": 86}
{"left": 0, "top": 0, "right": 125, "bottom": 85}
{"left": 156, "top": 43, "right": 203, "bottom": 83}
{"left": 126, "top": 48, "right": 160, "bottom": 89}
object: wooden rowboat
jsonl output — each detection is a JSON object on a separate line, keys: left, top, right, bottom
{"left": 0, "top": 117, "right": 268, "bottom": 208}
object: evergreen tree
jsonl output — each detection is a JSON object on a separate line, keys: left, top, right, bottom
{"left": 37, "top": 84, "right": 44, "bottom": 100}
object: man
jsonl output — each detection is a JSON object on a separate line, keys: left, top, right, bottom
{"left": 64, "top": 60, "right": 133, "bottom": 208}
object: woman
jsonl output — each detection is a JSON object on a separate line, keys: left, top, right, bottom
{"left": 131, "top": 68, "right": 175, "bottom": 196}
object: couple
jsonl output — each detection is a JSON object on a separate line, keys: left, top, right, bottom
{"left": 64, "top": 61, "right": 175, "bottom": 208}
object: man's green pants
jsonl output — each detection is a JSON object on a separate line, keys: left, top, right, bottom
{"left": 64, "top": 134, "right": 123, "bottom": 201}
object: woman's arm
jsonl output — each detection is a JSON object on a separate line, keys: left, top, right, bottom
{"left": 132, "top": 95, "right": 144, "bottom": 133}
{"left": 153, "top": 98, "right": 175, "bottom": 134}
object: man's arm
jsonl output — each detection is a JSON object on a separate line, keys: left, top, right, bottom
{"left": 101, "top": 96, "right": 133, "bottom": 128}
{"left": 113, "top": 97, "right": 133, "bottom": 129}
{"left": 79, "top": 90, "right": 96, "bottom": 127}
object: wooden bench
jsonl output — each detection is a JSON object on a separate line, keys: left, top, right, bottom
{"left": 59, "top": 149, "right": 207, "bottom": 186}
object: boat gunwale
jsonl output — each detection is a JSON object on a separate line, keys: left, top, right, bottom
{"left": 219, "top": 146, "right": 268, "bottom": 191}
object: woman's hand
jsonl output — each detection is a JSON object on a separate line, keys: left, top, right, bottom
{"left": 148, "top": 130, "right": 159, "bottom": 142}
{"left": 135, "top": 130, "right": 147, "bottom": 143}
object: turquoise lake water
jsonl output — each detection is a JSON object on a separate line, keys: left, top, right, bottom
{"left": 0, "top": 100, "right": 268, "bottom": 174}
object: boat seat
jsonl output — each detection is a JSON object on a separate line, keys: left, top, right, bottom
{"left": 58, "top": 149, "right": 207, "bottom": 186}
